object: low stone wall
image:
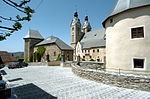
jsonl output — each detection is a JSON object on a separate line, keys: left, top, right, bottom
{"left": 80, "top": 61, "right": 105, "bottom": 70}
{"left": 28, "top": 62, "right": 48, "bottom": 66}
{"left": 48, "top": 61, "right": 60, "bottom": 66}
{"left": 72, "top": 64, "right": 150, "bottom": 92}
{"left": 60, "top": 61, "right": 73, "bottom": 67}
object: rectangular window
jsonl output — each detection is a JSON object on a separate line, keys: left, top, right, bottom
{"left": 132, "top": 57, "right": 146, "bottom": 70}
{"left": 133, "top": 59, "right": 144, "bottom": 68}
{"left": 131, "top": 27, "right": 144, "bottom": 39}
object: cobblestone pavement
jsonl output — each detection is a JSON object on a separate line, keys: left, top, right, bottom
{"left": 2, "top": 66, "right": 150, "bottom": 99}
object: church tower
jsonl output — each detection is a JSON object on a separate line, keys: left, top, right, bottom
{"left": 70, "top": 12, "right": 82, "bottom": 49}
{"left": 82, "top": 16, "right": 91, "bottom": 33}
{"left": 24, "top": 29, "right": 44, "bottom": 61}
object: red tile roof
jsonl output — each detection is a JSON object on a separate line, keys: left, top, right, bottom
{"left": 0, "top": 51, "right": 17, "bottom": 64}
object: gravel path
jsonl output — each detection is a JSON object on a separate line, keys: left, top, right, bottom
{"left": 2, "top": 66, "right": 150, "bottom": 99}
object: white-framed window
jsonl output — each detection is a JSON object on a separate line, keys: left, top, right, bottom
{"left": 132, "top": 57, "right": 146, "bottom": 71}
{"left": 130, "top": 25, "right": 145, "bottom": 40}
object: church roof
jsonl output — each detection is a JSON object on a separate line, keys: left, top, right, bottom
{"left": 36, "top": 36, "right": 73, "bottom": 50}
{"left": 80, "top": 29, "right": 106, "bottom": 49}
{"left": 24, "top": 29, "right": 44, "bottom": 39}
{"left": 103, "top": 0, "right": 150, "bottom": 27}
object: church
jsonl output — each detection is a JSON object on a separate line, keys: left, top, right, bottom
{"left": 23, "top": 0, "right": 150, "bottom": 74}
{"left": 70, "top": 12, "right": 106, "bottom": 62}
{"left": 24, "top": 29, "right": 73, "bottom": 62}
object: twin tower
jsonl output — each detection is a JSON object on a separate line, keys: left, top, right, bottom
{"left": 70, "top": 12, "right": 92, "bottom": 48}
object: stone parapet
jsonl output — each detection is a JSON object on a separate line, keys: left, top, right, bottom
{"left": 72, "top": 64, "right": 150, "bottom": 92}
{"left": 28, "top": 62, "right": 48, "bottom": 66}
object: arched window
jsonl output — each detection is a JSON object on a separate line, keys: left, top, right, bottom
{"left": 72, "top": 27, "right": 74, "bottom": 31}
{"left": 54, "top": 52, "right": 56, "bottom": 56}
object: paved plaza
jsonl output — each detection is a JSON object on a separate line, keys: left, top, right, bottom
{"left": 2, "top": 66, "right": 150, "bottom": 99}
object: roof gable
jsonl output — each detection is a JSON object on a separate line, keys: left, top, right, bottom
{"left": 36, "top": 36, "right": 73, "bottom": 50}
{"left": 80, "top": 29, "right": 106, "bottom": 49}
{"left": 24, "top": 29, "right": 44, "bottom": 39}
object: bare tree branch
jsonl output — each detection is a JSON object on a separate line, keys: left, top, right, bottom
{"left": 0, "top": 29, "right": 11, "bottom": 32}
{"left": 0, "top": 16, "right": 17, "bottom": 22}
{"left": 0, "top": 26, "right": 16, "bottom": 31}
{"left": 0, "top": 0, "right": 34, "bottom": 41}
{"left": 2, "top": 0, "right": 25, "bottom": 13}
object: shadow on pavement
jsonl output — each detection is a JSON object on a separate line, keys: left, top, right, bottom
{"left": 12, "top": 83, "right": 57, "bottom": 99}
{"left": 0, "top": 70, "right": 7, "bottom": 75}
{"left": 8, "top": 78, "right": 23, "bottom": 82}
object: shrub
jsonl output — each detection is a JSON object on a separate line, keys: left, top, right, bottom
{"left": 56, "top": 54, "right": 61, "bottom": 61}
{"left": 34, "top": 46, "right": 46, "bottom": 62}
{"left": 90, "top": 59, "right": 95, "bottom": 61}
{"left": 29, "top": 54, "right": 33, "bottom": 62}
{"left": 82, "top": 58, "right": 85, "bottom": 61}
{"left": 24, "top": 58, "right": 29, "bottom": 63}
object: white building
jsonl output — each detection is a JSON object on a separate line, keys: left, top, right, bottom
{"left": 103, "top": 0, "right": 150, "bottom": 74}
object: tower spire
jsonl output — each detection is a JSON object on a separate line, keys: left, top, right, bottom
{"left": 85, "top": 16, "right": 88, "bottom": 21}
{"left": 74, "top": 11, "right": 78, "bottom": 17}
{"left": 82, "top": 15, "right": 91, "bottom": 33}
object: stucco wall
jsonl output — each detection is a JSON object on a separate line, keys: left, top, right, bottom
{"left": 76, "top": 42, "right": 106, "bottom": 62}
{"left": 105, "top": 6, "right": 150, "bottom": 73}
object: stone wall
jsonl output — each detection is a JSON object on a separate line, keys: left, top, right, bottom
{"left": 24, "top": 38, "right": 43, "bottom": 61}
{"left": 72, "top": 64, "right": 150, "bottom": 92}
{"left": 34, "top": 44, "right": 61, "bottom": 62}
{"left": 34, "top": 44, "right": 73, "bottom": 62}
{"left": 28, "top": 62, "right": 48, "bottom": 66}
{"left": 48, "top": 61, "right": 60, "bottom": 66}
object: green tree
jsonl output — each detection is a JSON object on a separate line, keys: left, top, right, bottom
{"left": 34, "top": 46, "right": 46, "bottom": 62}
{"left": 0, "top": 0, "right": 35, "bottom": 41}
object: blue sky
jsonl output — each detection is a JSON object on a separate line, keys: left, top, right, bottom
{"left": 0, "top": 0, "right": 115, "bottom": 52}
